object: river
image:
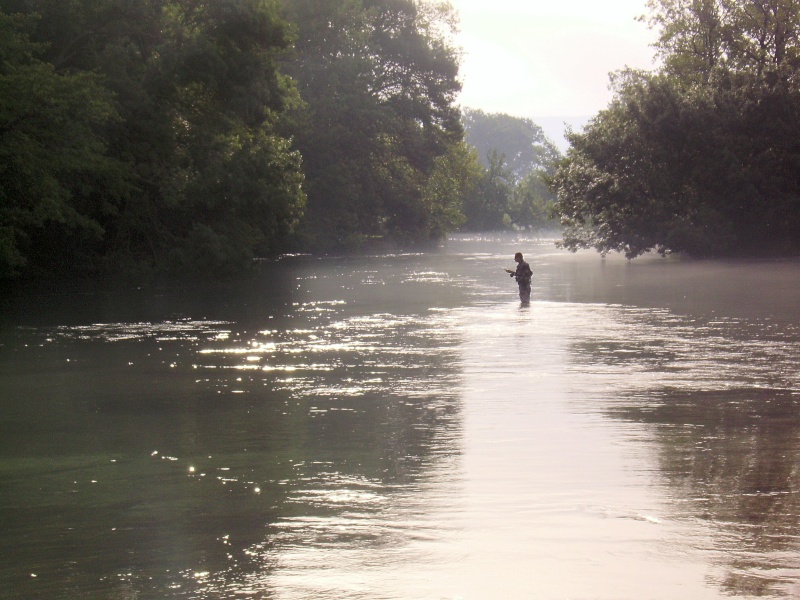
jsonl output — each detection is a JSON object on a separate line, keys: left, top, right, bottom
{"left": 1, "top": 234, "right": 799, "bottom": 599}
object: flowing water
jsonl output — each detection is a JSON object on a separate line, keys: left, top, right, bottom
{"left": 1, "top": 234, "right": 800, "bottom": 599}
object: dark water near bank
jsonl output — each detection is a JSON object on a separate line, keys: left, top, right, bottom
{"left": 1, "top": 234, "right": 799, "bottom": 599}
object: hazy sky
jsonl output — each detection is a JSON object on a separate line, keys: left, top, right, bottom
{"left": 449, "top": 0, "right": 658, "bottom": 119}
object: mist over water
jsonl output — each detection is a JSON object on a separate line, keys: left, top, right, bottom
{"left": 1, "top": 234, "right": 799, "bottom": 599}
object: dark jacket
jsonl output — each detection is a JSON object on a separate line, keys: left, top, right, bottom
{"left": 514, "top": 261, "right": 532, "bottom": 285}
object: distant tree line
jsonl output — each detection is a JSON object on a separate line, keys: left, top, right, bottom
{"left": 461, "top": 108, "right": 562, "bottom": 232}
{"left": 552, "top": 0, "right": 800, "bottom": 258}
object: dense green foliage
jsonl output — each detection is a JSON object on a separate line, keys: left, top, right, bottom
{"left": 0, "top": 11, "right": 128, "bottom": 277}
{"left": 461, "top": 108, "right": 561, "bottom": 231}
{"left": 280, "top": 0, "right": 470, "bottom": 250}
{"left": 552, "top": 0, "right": 800, "bottom": 258}
{"left": 0, "top": 0, "right": 475, "bottom": 280}
{"left": 1, "top": 0, "right": 306, "bottom": 279}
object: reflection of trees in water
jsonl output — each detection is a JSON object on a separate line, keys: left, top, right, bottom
{"left": 610, "top": 388, "right": 800, "bottom": 597}
{"left": 562, "top": 290, "right": 800, "bottom": 596}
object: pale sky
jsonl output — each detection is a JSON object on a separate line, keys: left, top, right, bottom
{"left": 449, "top": 0, "right": 658, "bottom": 120}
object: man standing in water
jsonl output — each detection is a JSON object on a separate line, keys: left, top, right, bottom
{"left": 506, "top": 252, "right": 532, "bottom": 304}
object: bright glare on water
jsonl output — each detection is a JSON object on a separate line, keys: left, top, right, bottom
{"left": 1, "top": 234, "right": 800, "bottom": 599}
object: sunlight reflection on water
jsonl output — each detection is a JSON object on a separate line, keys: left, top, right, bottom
{"left": 1, "top": 235, "right": 800, "bottom": 598}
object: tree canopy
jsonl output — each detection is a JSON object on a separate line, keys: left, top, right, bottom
{"left": 462, "top": 108, "right": 560, "bottom": 182}
{"left": 1, "top": 0, "right": 308, "bottom": 279}
{"left": 280, "top": 0, "right": 470, "bottom": 250}
{"left": 0, "top": 10, "right": 128, "bottom": 277}
{"left": 1, "top": 0, "right": 478, "bottom": 280}
{"left": 461, "top": 108, "right": 561, "bottom": 232}
{"left": 552, "top": 0, "right": 800, "bottom": 258}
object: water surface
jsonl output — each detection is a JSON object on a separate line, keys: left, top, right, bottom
{"left": 1, "top": 235, "right": 799, "bottom": 599}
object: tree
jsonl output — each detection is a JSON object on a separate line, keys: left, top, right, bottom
{"left": 0, "top": 10, "right": 129, "bottom": 277}
{"left": 462, "top": 108, "right": 560, "bottom": 182}
{"left": 1, "top": 0, "right": 478, "bottom": 279}
{"left": 643, "top": 0, "right": 727, "bottom": 84}
{"left": 280, "top": 0, "right": 468, "bottom": 250}
{"left": 553, "top": 72, "right": 723, "bottom": 257}
{"left": 461, "top": 150, "right": 513, "bottom": 231}
{"left": 643, "top": 0, "right": 800, "bottom": 85}
{"left": 460, "top": 109, "right": 561, "bottom": 231}
{"left": 418, "top": 140, "right": 480, "bottom": 238}
{"left": 552, "top": 1, "right": 800, "bottom": 258}
{"left": 1, "top": 0, "right": 307, "bottom": 278}
{"left": 139, "top": 0, "right": 306, "bottom": 276}
{"left": 508, "top": 170, "right": 559, "bottom": 232}
{"left": 722, "top": 0, "right": 800, "bottom": 81}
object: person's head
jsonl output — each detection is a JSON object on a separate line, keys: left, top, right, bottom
{"left": 514, "top": 252, "right": 523, "bottom": 263}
